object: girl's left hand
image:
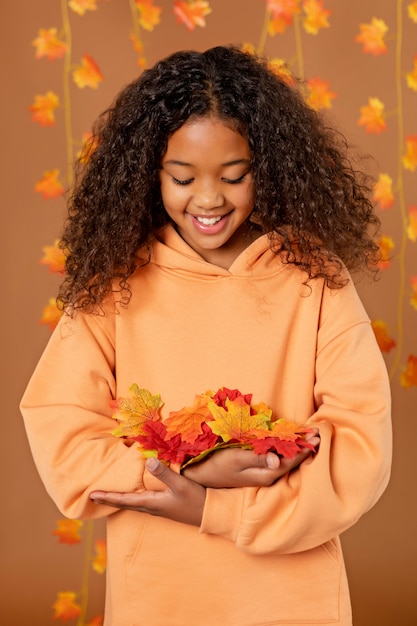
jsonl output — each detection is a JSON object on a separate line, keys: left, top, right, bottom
{"left": 90, "top": 458, "right": 206, "bottom": 527}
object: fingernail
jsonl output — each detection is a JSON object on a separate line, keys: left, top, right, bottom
{"left": 146, "top": 457, "right": 159, "bottom": 471}
{"left": 266, "top": 453, "right": 279, "bottom": 469}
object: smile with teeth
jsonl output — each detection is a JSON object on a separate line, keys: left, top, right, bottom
{"left": 195, "top": 215, "right": 223, "bottom": 226}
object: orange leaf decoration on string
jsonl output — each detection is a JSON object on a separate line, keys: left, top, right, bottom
{"left": 408, "top": 2, "right": 417, "bottom": 23}
{"left": 355, "top": 18, "right": 388, "bottom": 56}
{"left": 407, "top": 206, "right": 417, "bottom": 242}
{"left": 377, "top": 235, "right": 394, "bottom": 270}
{"left": 371, "top": 320, "right": 396, "bottom": 353}
{"left": 86, "top": 617, "right": 104, "bottom": 626}
{"left": 77, "top": 131, "right": 99, "bottom": 163}
{"left": 129, "top": 34, "right": 147, "bottom": 69}
{"left": 402, "top": 135, "right": 417, "bottom": 171}
{"left": 52, "top": 591, "right": 82, "bottom": 621}
{"left": 40, "top": 297, "right": 63, "bottom": 331}
{"left": 406, "top": 54, "right": 417, "bottom": 91}
{"left": 165, "top": 394, "right": 214, "bottom": 443}
{"left": 373, "top": 173, "right": 394, "bottom": 209}
{"left": 32, "top": 27, "right": 67, "bottom": 61}
{"left": 410, "top": 276, "right": 417, "bottom": 311}
{"left": 207, "top": 396, "right": 271, "bottom": 443}
{"left": 400, "top": 355, "right": 417, "bottom": 389}
{"left": 135, "top": 0, "right": 162, "bottom": 31}
{"left": 111, "top": 384, "right": 163, "bottom": 437}
{"left": 173, "top": 0, "right": 212, "bottom": 31}
{"left": 92, "top": 539, "right": 107, "bottom": 574}
{"left": 73, "top": 54, "right": 103, "bottom": 89}
{"left": 358, "top": 97, "right": 387, "bottom": 134}
{"left": 35, "top": 169, "right": 65, "bottom": 199}
{"left": 306, "top": 77, "right": 336, "bottom": 110}
{"left": 267, "top": 0, "right": 301, "bottom": 35}
{"left": 302, "top": 0, "right": 331, "bottom": 35}
{"left": 40, "top": 240, "right": 66, "bottom": 273}
{"left": 269, "top": 58, "right": 294, "bottom": 84}
{"left": 69, "top": 0, "right": 99, "bottom": 15}
{"left": 52, "top": 519, "right": 83, "bottom": 545}
{"left": 29, "top": 91, "right": 59, "bottom": 127}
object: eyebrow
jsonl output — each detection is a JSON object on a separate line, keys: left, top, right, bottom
{"left": 162, "top": 158, "right": 251, "bottom": 167}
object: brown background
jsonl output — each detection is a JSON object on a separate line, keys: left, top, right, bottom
{"left": 1, "top": 1, "right": 416, "bottom": 624}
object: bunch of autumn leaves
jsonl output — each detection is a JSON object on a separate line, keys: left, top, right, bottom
{"left": 112, "top": 386, "right": 314, "bottom": 467}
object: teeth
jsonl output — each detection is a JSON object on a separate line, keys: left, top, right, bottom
{"left": 196, "top": 216, "right": 222, "bottom": 226}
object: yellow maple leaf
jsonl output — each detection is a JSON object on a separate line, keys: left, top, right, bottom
{"left": 358, "top": 97, "right": 387, "bottom": 134}
{"left": 306, "top": 77, "right": 336, "bottom": 110}
{"left": 112, "top": 384, "right": 164, "bottom": 437}
{"left": 408, "top": 2, "right": 417, "bottom": 22}
{"left": 371, "top": 320, "right": 396, "bottom": 353}
{"left": 52, "top": 519, "right": 83, "bottom": 545}
{"left": 403, "top": 135, "right": 417, "bottom": 171}
{"left": 267, "top": 0, "right": 300, "bottom": 34}
{"left": 400, "top": 355, "right": 417, "bottom": 389}
{"left": 40, "top": 239, "right": 66, "bottom": 273}
{"left": 269, "top": 58, "right": 294, "bottom": 84}
{"left": 92, "top": 539, "right": 107, "bottom": 574}
{"left": 355, "top": 18, "right": 388, "bottom": 56}
{"left": 207, "top": 396, "right": 270, "bottom": 443}
{"left": 407, "top": 206, "right": 417, "bottom": 242}
{"left": 29, "top": 91, "right": 59, "bottom": 126}
{"left": 241, "top": 42, "right": 255, "bottom": 55}
{"left": 52, "top": 592, "right": 82, "bottom": 621}
{"left": 406, "top": 54, "right": 417, "bottom": 91}
{"left": 40, "top": 297, "right": 63, "bottom": 331}
{"left": 69, "top": 0, "right": 99, "bottom": 15}
{"left": 73, "top": 54, "right": 103, "bottom": 89}
{"left": 135, "top": 0, "right": 162, "bottom": 31}
{"left": 302, "top": 0, "right": 331, "bottom": 35}
{"left": 32, "top": 27, "right": 67, "bottom": 61}
{"left": 173, "top": 0, "right": 212, "bottom": 31}
{"left": 377, "top": 235, "right": 394, "bottom": 270}
{"left": 129, "top": 34, "right": 147, "bottom": 69}
{"left": 165, "top": 394, "right": 213, "bottom": 443}
{"left": 34, "top": 169, "right": 65, "bottom": 199}
{"left": 410, "top": 275, "right": 417, "bottom": 311}
{"left": 373, "top": 173, "right": 394, "bottom": 209}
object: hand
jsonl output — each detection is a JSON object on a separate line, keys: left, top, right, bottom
{"left": 90, "top": 458, "right": 206, "bottom": 527}
{"left": 182, "top": 429, "right": 320, "bottom": 488}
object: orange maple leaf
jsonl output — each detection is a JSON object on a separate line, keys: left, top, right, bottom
{"left": 73, "top": 54, "right": 103, "bottom": 89}
{"left": 371, "top": 320, "right": 396, "bottom": 353}
{"left": 129, "top": 34, "right": 147, "bottom": 69}
{"left": 407, "top": 206, "right": 417, "bottom": 242}
{"left": 247, "top": 418, "right": 311, "bottom": 441}
{"left": 306, "top": 77, "right": 336, "bottom": 110}
{"left": 302, "top": 0, "right": 331, "bottom": 35}
{"left": 406, "top": 54, "right": 417, "bottom": 91}
{"left": 40, "top": 239, "right": 66, "bottom": 273}
{"left": 402, "top": 135, "right": 417, "bottom": 171}
{"left": 373, "top": 173, "right": 394, "bottom": 209}
{"left": 358, "top": 97, "right": 387, "bottom": 134}
{"left": 92, "top": 539, "right": 107, "bottom": 574}
{"left": 400, "top": 354, "right": 417, "bottom": 389}
{"left": 207, "top": 396, "right": 270, "bottom": 443}
{"left": 77, "top": 131, "right": 99, "bottom": 163}
{"left": 29, "top": 91, "right": 59, "bottom": 126}
{"left": 164, "top": 394, "right": 213, "bottom": 443}
{"left": 35, "top": 169, "right": 65, "bottom": 199}
{"left": 173, "top": 0, "right": 212, "bottom": 31}
{"left": 135, "top": 0, "right": 162, "bottom": 31}
{"left": 52, "top": 591, "right": 82, "bottom": 621}
{"left": 269, "top": 58, "right": 294, "bottom": 84}
{"left": 69, "top": 0, "right": 99, "bottom": 15}
{"left": 408, "top": 2, "right": 417, "bottom": 22}
{"left": 52, "top": 519, "right": 83, "bottom": 545}
{"left": 410, "top": 275, "right": 417, "bottom": 311}
{"left": 267, "top": 0, "right": 301, "bottom": 35}
{"left": 86, "top": 617, "right": 104, "bottom": 626}
{"left": 40, "top": 297, "right": 63, "bottom": 331}
{"left": 377, "top": 235, "right": 394, "bottom": 270}
{"left": 355, "top": 18, "right": 388, "bottom": 56}
{"left": 32, "top": 27, "right": 67, "bottom": 61}
{"left": 112, "top": 384, "right": 163, "bottom": 437}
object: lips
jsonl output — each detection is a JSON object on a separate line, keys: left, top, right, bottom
{"left": 190, "top": 212, "right": 231, "bottom": 234}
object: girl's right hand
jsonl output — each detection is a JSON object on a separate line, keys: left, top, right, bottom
{"left": 182, "top": 429, "right": 320, "bottom": 488}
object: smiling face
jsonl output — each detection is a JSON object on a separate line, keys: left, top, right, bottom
{"left": 159, "top": 116, "right": 256, "bottom": 269}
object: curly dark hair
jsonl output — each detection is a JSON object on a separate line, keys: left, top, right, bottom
{"left": 58, "top": 45, "right": 380, "bottom": 311}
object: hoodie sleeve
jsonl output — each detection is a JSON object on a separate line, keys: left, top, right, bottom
{"left": 20, "top": 309, "right": 147, "bottom": 520}
{"left": 199, "top": 286, "right": 392, "bottom": 555}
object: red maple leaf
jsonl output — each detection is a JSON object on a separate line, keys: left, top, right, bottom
{"left": 251, "top": 436, "right": 315, "bottom": 458}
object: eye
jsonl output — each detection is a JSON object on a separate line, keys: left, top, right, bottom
{"left": 222, "top": 172, "right": 249, "bottom": 185}
{"left": 171, "top": 176, "right": 193, "bottom": 186}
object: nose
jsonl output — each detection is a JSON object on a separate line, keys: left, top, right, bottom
{"left": 193, "top": 180, "right": 224, "bottom": 210}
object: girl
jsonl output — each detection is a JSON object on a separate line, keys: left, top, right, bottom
{"left": 21, "top": 46, "right": 392, "bottom": 626}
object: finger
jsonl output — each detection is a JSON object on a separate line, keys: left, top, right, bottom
{"left": 90, "top": 490, "right": 150, "bottom": 509}
{"left": 145, "top": 457, "right": 182, "bottom": 489}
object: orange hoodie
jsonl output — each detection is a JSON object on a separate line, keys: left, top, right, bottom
{"left": 21, "top": 225, "right": 392, "bottom": 626}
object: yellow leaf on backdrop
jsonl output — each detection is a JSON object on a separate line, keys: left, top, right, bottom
{"left": 302, "top": 0, "right": 331, "bottom": 36}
